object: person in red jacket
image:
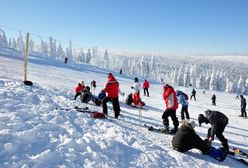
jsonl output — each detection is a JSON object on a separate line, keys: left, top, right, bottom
{"left": 102, "top": 73, "right": 120, "bottom": 118}
{"left": 162, "top": 84, "right": 179, "bottom": 134}
{"left": 74, "top": 82, "right": 85, "bottom": 100}
{"left": 143, "top": 79, "right": 150, "bottom": 97}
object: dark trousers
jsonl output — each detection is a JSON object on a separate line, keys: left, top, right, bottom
{"left": 181, "top": 105, "right": 190, "bottom": 120}
{"left": 241, "top": 106, "right": 247, "bottom": 117}
{"left": 207, "top": 122, "right": 228, "bottom": 143}
{"left": 162, "top": 109, "right": 179, "bottom": 128}
{"left": 143, "top": 88, "right": 149, "bottom": 97}
{"left": 212, "top": 100, "right": 216, "bottom": 106}
{"left": 74, "top": 92, "right": 81, "bottom": 100}
{"left": 190, "top": 94, "right": 196, "bottom": 100}
{"left": 102, "top": 97, "right": 120, "bottom": 118}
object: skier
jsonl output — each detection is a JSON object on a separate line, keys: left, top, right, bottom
{"left": 240, "top": 95, "right": 247, "bottom": 117}
{"left": 198, "top": 110, "right": 229, "bottom": 151}
{"left": 176, "top": 90, "right": 190, "bottom": 121}
{"left": 74, "top": 82, "right": 85, "bottom": 100}
{"left": 119, "top": 69, "right": 122, "bottom": 74}
{"left": 172, "top": 121, "right": 211, "bottom": 154}
{"left": 102, "top": 73, "right": 120, "bottom": 118}
{"left": 64, "top": 57, "right": 68, "bottom": 64}
{"left": 131, "top": 77, "right": 141, "bottom": 106}
{"left": 142, "top": 79, "right": 150, "bottom": 97}
{"left": 172, "top": 121, "right": 227, "bottom": 161}
{"left": 162, "top": 84, "right": 179, "bottom": 134}
{"left": 190, "top": 88, "right": 196, "bottom": 100}
{"left": 211, "top": 94, "right": 216, "bottom": 106}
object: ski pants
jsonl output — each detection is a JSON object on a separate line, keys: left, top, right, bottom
{"left": 74, "top": 92, "right": 81, "bottom": 100}
{"left": 133, "top": 92, "right": 140, "bottom": 106}
{"left": 102, "top": 97, "right": 120, "bottom": 118}
{"left": 143, "top": 88, "right": 149, "bottom": 97}
{"left": 241, "top": 106, "right": 247, "bottom": 117}
{"left": 190, "top": 94, "right": 196, "bottom": 100}
{"left": 181, "top": 105, "right": 190, "bottom": 120}
{"left": 207, "top": 121, "right": 228, "bottom": 143}
{"left": 162, "top": 109, "right": 179, "bottom": 129}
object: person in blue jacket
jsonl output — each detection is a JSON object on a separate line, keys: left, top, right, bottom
{"left": 176, "top": 90, "right": 190, "bottom": 121}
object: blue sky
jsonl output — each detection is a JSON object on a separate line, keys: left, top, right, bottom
{"left": 0, "top": 0, "right": 248, "bottom": 54}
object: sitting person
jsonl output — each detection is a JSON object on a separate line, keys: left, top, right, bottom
{"left": 74, "top": 83, "right": 85, "bottom": 100}
{"left": 80, "top": 86, "right": 92, "bottom": 103}
{"left": 125, "top": 93, "right": 133, "bottom": 105}
{"left": 172, "top": 120, "right": 227, "bottom": 161}
{"left": 172, "top": 121, "right": 211, "bottom": 154}
{"left": 92, "top": 89, "right": 106, "bottom": 106}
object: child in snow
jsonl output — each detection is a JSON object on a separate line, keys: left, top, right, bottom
{"left": 176, "top": 90, "right": 190, "bottom": 121}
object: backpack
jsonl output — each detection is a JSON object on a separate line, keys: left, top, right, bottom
{"left": 90, "top": 112, "right": 106, "bottom": 118}
{"left": 183, "top": 92, "right": 189, "bottom": 100}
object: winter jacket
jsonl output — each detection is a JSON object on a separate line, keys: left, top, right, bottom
{"left": 241, "top": 97, "right": 246, "bottom": 108}
{"left": 80, "top": 90, "right": 92, "bottom": 103}
{"left": 172, "top": 124, "right": 211, "bottom": 154}
{"left": 104, "top": 74, "right": 119, "bottom": 98}
{"left": 205, "top": 110, "right": 228, "bottom": 138}
{"left": 133, "top": 81, "right": 141, "bottom": 93}
{"left": 211, "top": 95, "right": 216, "bottom": 101}
{"left": 143, "top": 80, "right": 149, "bottom": 89}
{"left": 177, "top": 91, "right": 189, "bottom": 107}
{"left": 75, "top": 85, "right": 85, "bottom": 93}
{"left": 163, "top": 85, "right": 178, "bottom": 110}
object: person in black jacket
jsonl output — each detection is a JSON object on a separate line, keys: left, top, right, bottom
{"left": 190, "top": 89, "right": 196, "bottom": 100}
{"left": 211, "top": 94, "right": 216, "bottom": 106}
{"left": 198, "top": 110, "right": 229, "bottom": 151}
{"left": 240, "top": 95, "right": 247, "bottom": 117}
{"left": 172, "top": 121, "right": 211, "bottom": 154}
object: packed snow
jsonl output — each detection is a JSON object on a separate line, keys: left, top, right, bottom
{"left": 0, "top": 53, "right": 248, "bottom": 168}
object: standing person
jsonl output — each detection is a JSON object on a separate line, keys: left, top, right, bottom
{"left": 74, "top": 83, "right": 85, "bottom": 100}
{"left": 190, "top": 89, "right": 196, "bottom": 100}
{"left": 198, "top": 110, "right": 229, "bottom": 151}
{"left": 162, "top": 84, "right": 179, "bottom": 134}
{"left": 131, "top": 77, "right": 141, "bottom": 106}
{"left": 102, "top": 73, "right": 120, "bottom": 118}
{"left": 176, "top": 90, "right": 190, "bottom": 121}
{"left": 211, "top": 94, "right": 216, "bottom": 106}
{"left": 64, "top": 57, "right": 68, "bottom": 64}
{"left": 142, "top": 79, "right": 150, "bottom": 97}
{"left": 119, "top": 69, "right": 122, "bottom": 74}
{"left": 240, "top": 95, "right": 247, "bottom": 117}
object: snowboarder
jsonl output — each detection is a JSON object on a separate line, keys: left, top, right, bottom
{"left": 240, "top": 95, "right": 247, "bottom": 117}
{"left": 172, "top": 121, "right": 211, "bottom": 154}
{"left": 74, "top": 82, "right": 85, "bottom": 100}
{"left": 142, "top": 79, "right": 150, "bottom": 97}
{"left": 64, "top": 57, "right": 68, "bottom": 64}
{"left": 131, "top": 77, "right": 141, "bottom": 106}
{"left": 211, "top": 94, "right": 216, "bottom": 106}
{"left": 162, "top": 84, "right": 179, "bottom": 134}
{"left": 198, "top": 110, "right": 229, "bottom": 151}
{"left": 190, "top": 88, "right": 196, "bottom": 100}
{"left": 176, "top": 90, "right": 190, "bottom": 121}
{"left": 102, "top": 73, "right": 120, "bottom": 118}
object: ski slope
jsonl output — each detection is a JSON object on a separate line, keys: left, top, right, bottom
{"left": 0, "top": 54, "right": 247, "bottom": 168}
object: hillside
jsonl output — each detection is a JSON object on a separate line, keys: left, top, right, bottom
{"left": 0, "top": 53, "right": 247, "bottom": 168}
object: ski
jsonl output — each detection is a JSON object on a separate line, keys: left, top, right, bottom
{"left": 144, "top": 124, "right": 173, "bottom": 134}
{"left": 227, "top": 148, "right": 248, "bottom": 165}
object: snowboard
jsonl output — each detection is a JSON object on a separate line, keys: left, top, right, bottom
{"left": 144, "top": 124, "right": 175, "bottom": 135}
{"left": 227, "top": 147, "right": 248, "bottom": 165}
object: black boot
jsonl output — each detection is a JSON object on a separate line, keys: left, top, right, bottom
{"left": 221, "top": 141, "right": 229, "bottom": 152}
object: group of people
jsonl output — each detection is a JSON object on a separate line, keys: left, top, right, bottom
{"left": 73, "top": 74, "right": 246, "bottom": 159}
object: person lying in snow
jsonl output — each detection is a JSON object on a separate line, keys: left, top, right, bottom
{"left": 125, "top": 93, "right": 145, "bottom": 107}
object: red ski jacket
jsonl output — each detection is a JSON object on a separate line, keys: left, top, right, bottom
{"left": 75, "top": 85, "right": 85, "bottom": 93}
{"left": 163, "top": 85, "right": 178, "bottom": 110}
{"left": 143, "top": 80, "right": 149, "bottom": 88}
{"left": 104, "top": 74, "right": 119, "bottom": 98}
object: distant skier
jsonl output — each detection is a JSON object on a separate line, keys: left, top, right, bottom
{"left": 198, "top": 110, "right": 229, "bottom": 151}
{"left": 235, "top": 94, "right": 240, "bottom": 99}
{"left": 64, "top": 57, "right": 68, "bottom": 64}
{"left": 172, "top": 121, "right": 227, "bottom": 161}
{"left": 203, "top": 89, "right": 205, "bottom": 94}
{"left": 176, "top": 90, "right": 190, "bottom": 121}
{"left": 131, "top": 77, "right": 141, "bottom": 106}
{"left": 119, "top": 69, "right": 122, "bottom": 74}
{"left": 142, "top": 79, "right": 150, "bottom": 97}
{"left": 102, "top": 73, "right": 120, "bottom": 118}
{"left": 190, "top": 89, "right": 196, "bottom": 100}
{"left": 74, "top": 82, "right": 85, "bottom": 100}
{"left": 240, "top": 95, "right": 247, "bottom": 117}
{"left": 162, "top": 84, "right": 179, "bottom": 134}
{"left": 211, "top": 94, "right": 216, "bottom": 106}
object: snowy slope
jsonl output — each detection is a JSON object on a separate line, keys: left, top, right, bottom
{"left": 0, "top": 54, "right": 247, "bottom": 168}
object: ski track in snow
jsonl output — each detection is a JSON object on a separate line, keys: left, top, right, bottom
{"left": 0, "top": 54, "right": 247, "bottom": 168}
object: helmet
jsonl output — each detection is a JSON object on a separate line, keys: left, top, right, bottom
{"left": 198, "top": 114, "right": 206, "bottom": 127}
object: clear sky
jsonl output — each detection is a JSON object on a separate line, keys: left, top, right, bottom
{"left": 0, "top": 0, "right": 248, "bottom": 54}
